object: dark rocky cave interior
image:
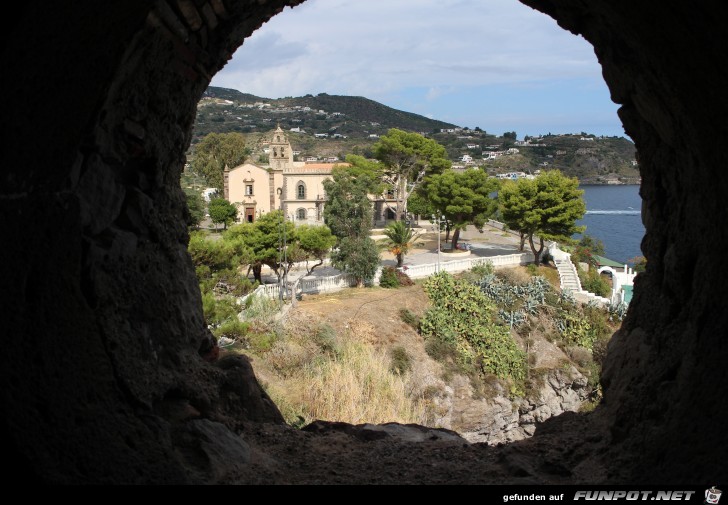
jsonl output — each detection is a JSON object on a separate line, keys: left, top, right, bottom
{"left": 1, "top": 0, "right": 727, "bottom": 484}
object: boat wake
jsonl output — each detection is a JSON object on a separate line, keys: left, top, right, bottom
{"left": 586, "top": 210, "right": 641, "bottom": 215}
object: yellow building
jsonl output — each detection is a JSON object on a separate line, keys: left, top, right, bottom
{"left": 224, "top": 126, "right": 397, "bottom": 225}
{"left": 223, "top": 126, "right": 337, "bottom": 224}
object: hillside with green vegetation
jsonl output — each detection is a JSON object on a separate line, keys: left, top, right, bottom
{"left": 193, "top": 86, "right": 638, "bottom": 183}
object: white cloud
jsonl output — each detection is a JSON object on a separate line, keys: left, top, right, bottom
{"left": 210, "top": 0, "right": 624, "bottom": 137}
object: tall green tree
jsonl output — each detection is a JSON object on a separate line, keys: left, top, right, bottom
{"left": 323, "top": 167, "right": 380, "bottom": 286}
{"left": 184, "top": 188, "right": 206, "bottom": 229}
{"left": 423, "top": 169, "right": 501, "bottom": 250}
{"left": 343, "top": 154, "right": 384, "bottom": 183}
{"left": 373, "top": 128, "right": 450, "bottom": 221}
{"left": 323, "top": 166, "right": 376, "bottom": 239}
{"left": 224, "top": 210, "right": 296, "bottom": 284}
{"left": 297, "top": 224, "right": 337, "bottom": 275}
{"left": 191, "top": 132, "right": 250, "bottom": 190}
{"left": 208, "top": 198, "right": 238, "bottom": 230}
{"left": 498, "top": 179, "right": 535, "bottom": 252}
{"left": 381, "top": 221, "right": 423, "bottom": 268}
{"left": 331, "top": 236, "right": 380, "bottom": 288}
{"left": 498, "top": 171, "right": 586, "bottom": 265}
{"left": 188, "top": 231, "right": 256, "bottom": 302}
{"left": 405, "top": 191, "right": 437, "bottom": 221}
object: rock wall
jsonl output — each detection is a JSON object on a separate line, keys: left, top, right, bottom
{"left": 1, "top": 0, "right": 727, "bottom": 484}
{"left": 432, "top": 366, "right": 590, "bottom": 445}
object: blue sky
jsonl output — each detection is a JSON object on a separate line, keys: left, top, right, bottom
{"left": 211, "top": 0, "right": 627, "bottom": 140}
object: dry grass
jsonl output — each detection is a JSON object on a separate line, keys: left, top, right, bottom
{"left": 537, "top": 265, "right": 561, "bottom": 290}
{"left": 495, "top": 265, "right": 533, "bottom": 285}
{"left": 259, "top": 309, "right": 427, "bottom": 426}
{"left": 300, "top": 335, "right": 427, "bottom": 425}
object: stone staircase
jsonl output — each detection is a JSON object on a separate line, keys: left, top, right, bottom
{"left": 548, "top": 242, "right": 611, "bottom": 306}
{"left": 554, "top": 256, "right": 582, "bottom": 293}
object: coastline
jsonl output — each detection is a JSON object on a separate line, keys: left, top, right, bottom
{"left": 578, "top": 178, "right": 641, "bottom": 185}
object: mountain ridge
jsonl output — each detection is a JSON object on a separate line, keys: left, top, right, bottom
{"left": 194, "top": 86, "right": 638, "bottom": 182}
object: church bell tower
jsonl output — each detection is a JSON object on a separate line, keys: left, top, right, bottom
{"left": 269, "top": 125, "right": 294, "bottom": 172}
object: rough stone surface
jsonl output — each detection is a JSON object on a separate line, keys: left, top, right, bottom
{"left": 448, "top": 366, "right": 591, "bottom": 445}
{"left": 1, "top": 0, "right": 727, "bottom": 484}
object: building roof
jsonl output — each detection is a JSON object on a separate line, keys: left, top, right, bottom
{"left": 289, "top": 163, "right": 349, "bottom": 173}
{"left": 594, "top": 254, "right": 625, "bottom": 268}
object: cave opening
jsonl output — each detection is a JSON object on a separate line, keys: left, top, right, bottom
{"left": 2, "top": 0, "right": 727, "bottom": 485}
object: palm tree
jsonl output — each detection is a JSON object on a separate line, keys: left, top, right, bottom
{"left": 382, "top": 221, "right": 422, "bottom": 268}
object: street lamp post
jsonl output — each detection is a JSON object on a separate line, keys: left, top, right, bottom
{"left": 277, "top": 187, "right": 286, "bottom": 303}
{"left": 432, "top": 214, "right": 445, "bottom": 273}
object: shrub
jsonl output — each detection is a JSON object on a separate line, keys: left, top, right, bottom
{"left": 565, "top": 345, "right": 593, "bottom": 368}
{"left": 395, "top": 269, "right": 414, "bottom": 286}
{"left": 246, "top": 332, "right": 278, "bottom": 353}
{"left": 495, "top": 266, "right": 531, "bottom": 286}
{"left": 629, "top": 256, "right": 647, "bottom": 273}
{"left": 213, "top": 320, "right": 249, "bottom": 341}
{"left": 555, "top": 303, "right": 615, "bottom": 352}
{"left": 399, "top": 308, "right": 420, "bottom": 330}
{"left": 606, "top": 301, "right": 628, "bottom": 322}
{"left": 421, "top": 272, "right": 527, "bottom": 390}
{"left": 242, "top": 294, "right": 280, "bottom": 321}
{"left": 389, "top": 346, "right": 412, "bottom": 375}
{"left": 378, "top": 266, "right": 400, "bottom": 288}
{"left": 572, "top": 245, "right": 596, "bottom": 267}
{"left": 579, "top": 267, "right": 612, "bottom": 298}
{"left": 202, "top": 292, "right": 242, "bottom": 327}
{"left": 312, "top": 324, "right": 339, "bottom": 355}
{"left": 470, "top": 260, "right": 495, "bottom": 278}
{"left": 526, "top": 263, "right": 538, "bottom": 276}
{"left": 213, "top": 270, "right": 258, "bottom": 297}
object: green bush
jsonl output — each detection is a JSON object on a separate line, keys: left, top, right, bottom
{"left": 421, "top": 272, "right": 527, "bottom": 391}
{"left": 246, "top": 332, "right": 278, "bottom": 353}
{"left": 556, "top": 303, "right": 615, "bottom": 352}
{"left": 424, "top": 335, "right": 460, "bottom": 364}
{"left": 213, "top": 320, "right": 250, "bottom": 341}
{"left": 313, "top": 324, "right": 339, "bottom": 355}
{"left": 202, "top": 291, "right": 242, "bottom": 327}
{"left": 526, "top": 263, "right": 538, "bottom": 276}
{"left": 389, "top": 346, "right": 412, "bottom": 375}
{"left": 470, "top": 260, "right": 495, "bottom": 278}
{"left": 379, "top": 266, "right": 401, "bottom": 288}
{"left": 579, "top": 267, "right": 612, "bottom": 298}
{"left": 213, "top": 270, "right": 258, "bottom": 297}
{"left": 399, "top": 308, "right": 420, "bottom": 330}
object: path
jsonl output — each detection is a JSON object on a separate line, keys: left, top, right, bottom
{"left": 263, "top": 221, "right": 525, "bottom": 284}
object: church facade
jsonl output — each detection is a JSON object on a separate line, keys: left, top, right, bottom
{"left": 223, "top": 126, "right": 339, "bottom": 225}
{"left": 224, "top": 126, "right": 397, "bottom": 225}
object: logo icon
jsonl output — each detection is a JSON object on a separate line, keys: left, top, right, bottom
{"left": 706, "top": 487, "right": 722, "bottom": 505}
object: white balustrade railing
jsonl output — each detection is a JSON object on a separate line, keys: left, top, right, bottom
{"left": 238, "top": 252, "right": 536, "bottom": 303}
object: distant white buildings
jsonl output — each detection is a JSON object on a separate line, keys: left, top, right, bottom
{"left": 496, "top": 172, "right": 535, "bottom": 180}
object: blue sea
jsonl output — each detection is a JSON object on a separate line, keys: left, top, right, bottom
{"left": 575, "top": 185, "right": 645, "bottom": 265}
